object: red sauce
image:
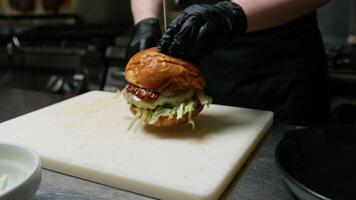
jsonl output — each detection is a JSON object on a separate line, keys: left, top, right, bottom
{"left": 125, "top": 84, "right": 160, "bottom": 102}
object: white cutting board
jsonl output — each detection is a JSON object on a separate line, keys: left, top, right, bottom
{"left": 0, "top": 91, "right": 273, "bottom": 200}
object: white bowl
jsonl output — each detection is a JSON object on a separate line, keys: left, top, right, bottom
{"left": 0, "top": 143, "right": 41, "bottom": 200}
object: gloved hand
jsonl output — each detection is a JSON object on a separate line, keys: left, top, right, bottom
{"left": 157, "top": 1, "right": 247, "bottom": 60}
{"left": 126, "top": 18, "right": 162, "bottom": 60}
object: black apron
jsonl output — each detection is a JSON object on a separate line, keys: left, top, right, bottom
{"left": 177, "top": 1, "right": 330, "bottom": 126}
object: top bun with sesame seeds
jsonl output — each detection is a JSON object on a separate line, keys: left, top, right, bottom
{"left": 125, "top": 47, "right": 206, "bottom": 92}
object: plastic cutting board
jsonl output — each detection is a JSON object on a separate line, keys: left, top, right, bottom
{"left": 0, "top": 91, "right": 273, "bottom": 200}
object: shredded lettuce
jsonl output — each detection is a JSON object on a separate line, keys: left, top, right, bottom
{"left": 126, "top": 91, "right": 212, "bottom": 131}
{"left": 128, "top": 110, "right": 142, "bottom": 131}
{"left": 197, "top": 92, "right": 213, "bottom": 107}
{"left": 129, "top": 99, "right": 195, "bottom": 130}
{"left": 0, "top": 174, "right": 8, "bottom": 192}
{"left": 113, "top": 89, "right": 121, "bottom": 99}
{"left": 177, "top": 103, "right": 184, "bottom": 119}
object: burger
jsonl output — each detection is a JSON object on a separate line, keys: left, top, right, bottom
{"left": 122, "top": 48, "right": 212, "bottom": 129}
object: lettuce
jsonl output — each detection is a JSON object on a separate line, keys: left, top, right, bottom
{"left": 197, "top": 92, "right": 212, "bottom": 107}
{"left": 185, "top": 100, "right": 195, "bottom": 129}
{"left": 177, "top": 103, "right": 184, "bottom": 119}
{"left": 124, "top": 91, "right": 212, "bottom": 131}
{"left": 0, "top": 174, "right": 8, "bottom": 192}
{"left": 113, "top": 89, "right": 121, "bottom": 99}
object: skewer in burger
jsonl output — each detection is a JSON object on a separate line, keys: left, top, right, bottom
{"left": 122, "top": 48, "right": 212, "bottom": 129}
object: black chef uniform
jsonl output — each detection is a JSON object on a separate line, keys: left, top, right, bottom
{"left": 176, "top": 0, "right": 330, "bottom": 126}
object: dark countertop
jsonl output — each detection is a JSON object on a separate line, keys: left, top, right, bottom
{"left": 0, "top": 88, "right": 298, "bottom": 200}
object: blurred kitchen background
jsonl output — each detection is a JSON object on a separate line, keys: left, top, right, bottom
{"left": 0, "top": 0, "right": 355, "bottom": 124}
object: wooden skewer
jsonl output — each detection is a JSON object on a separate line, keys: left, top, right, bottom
{"left": 163, "top": 0, "right": 168, "bottom": 31}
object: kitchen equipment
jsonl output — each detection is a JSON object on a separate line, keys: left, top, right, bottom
{"left": 8, "top": 0, "right": 35, "bottom": 13}
{"left": 275, "top": 125, "right": 356, "bottom": 200}
{"left": 0, "top": 0, "right": 132, "bottom": 24}
{"left": 0, "top": 142, "right": 42, "bottom": 200}
{"left": 0, "top": 91, "right": 273, "bottom": 200}
{"left": 0, "top": 19, "right": 129, "bottom": 94}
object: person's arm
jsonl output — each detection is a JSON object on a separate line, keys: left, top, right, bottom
{"left": 126, "top": 0, "right": 162, "bottom": 59}
{"left": 234, "top": 0, "right": 330, "bottom": 32}
{"left": 158, "top": 0, "right": 330, "bottom": 60}
{"left": 131, "top": 0, "right": 162, "bottom": 24}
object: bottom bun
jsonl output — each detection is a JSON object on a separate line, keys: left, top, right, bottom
{"left": 130, "top": 102, "right": 204, "bottom": 127}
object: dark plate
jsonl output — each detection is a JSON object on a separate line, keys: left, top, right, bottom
{"left": 275, "top": 125, "right": 356, "bottom": 200}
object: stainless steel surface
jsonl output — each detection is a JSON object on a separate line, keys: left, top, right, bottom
{"left": 0, "top": 0, "right": 132, "bottom": 24}
{"left": 0, "top": 0, "right": 132, "bottom": 96}
{"left": 0, "top": 17, "right": 130, "bottom": 94}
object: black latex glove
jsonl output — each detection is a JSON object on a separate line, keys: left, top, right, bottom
{"left": 126, "top": 18, "right": 162, "bottom": 60}
{"left": 157, "top": 1, "right": 247, "bottom": 60}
